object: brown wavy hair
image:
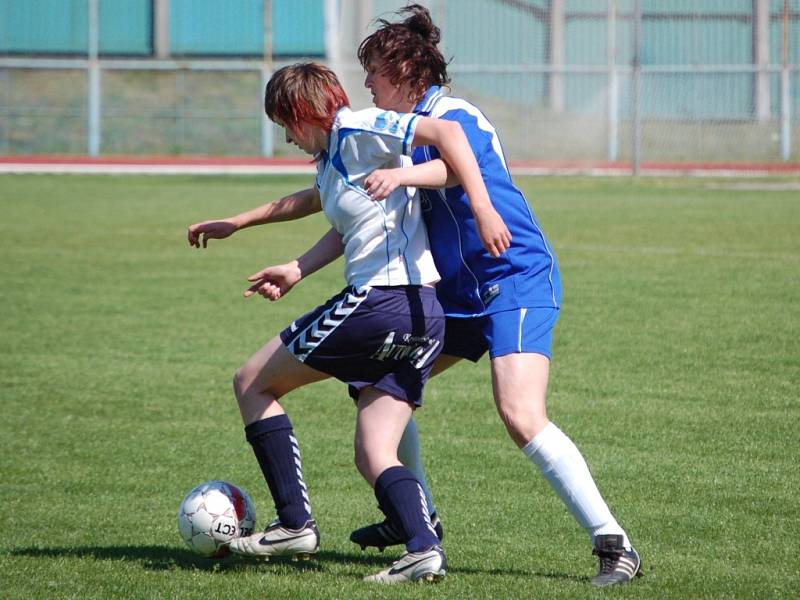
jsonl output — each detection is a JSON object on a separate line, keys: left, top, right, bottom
{"left": 357, "top": 4, "right": 450, "bottom": 105}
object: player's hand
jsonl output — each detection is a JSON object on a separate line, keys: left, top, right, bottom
{"left": 187, "top": 219, "right": 237, "bottom": 248}
{"left": 364, "top": 169, "right": 402, "bottom": 200}
{"left": 474, "top": 206, "right": 512, "bottom": 257}
{"left": 244, "top": 262, "right": 302, "bottom": 301}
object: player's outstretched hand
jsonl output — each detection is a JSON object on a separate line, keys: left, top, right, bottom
{"left": 474, "top": 206, "right": 512, "bottom": 257}
{"left": 364, "top": 169, "right": 402, "bottom": 200}
{"left": 244, "top": 262, "right": 302, "bottom": 301}
{"left": 188, "top": 219, "right": 237, "bottom": 248}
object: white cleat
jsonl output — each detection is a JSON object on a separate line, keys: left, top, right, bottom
{"left": 228, "top": 519, "right": 319, "bottom": 561}
{"left": 363, "top": 545, "right": 447, "bottom": 584}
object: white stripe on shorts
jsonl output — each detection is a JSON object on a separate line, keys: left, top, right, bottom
{"left": 290, "top": 289, "right": 369, "bottom": 362}
{"left": 517, "top": 307, "right": 528, "bottom": 353}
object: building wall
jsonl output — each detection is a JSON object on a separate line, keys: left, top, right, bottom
{"left": 0, "top": 0, "right": 325, "bottom": 56}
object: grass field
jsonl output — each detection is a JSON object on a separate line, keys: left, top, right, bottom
{"left": 0, "top": 174, "right": 798, "bottom": 599}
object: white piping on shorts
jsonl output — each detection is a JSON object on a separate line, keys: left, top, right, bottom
{"left": 517, "top": 307, "right": 528, "bottom": 353}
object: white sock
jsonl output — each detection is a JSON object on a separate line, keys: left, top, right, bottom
{"left": 523, "top": 422, "right": 630, "bottom": 548}
{"left": 397, "top": 416, "right": 437, "bottom": 517}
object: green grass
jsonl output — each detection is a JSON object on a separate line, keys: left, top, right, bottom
{"left": 0, "top": 174, "right": 798, "bottom": 599}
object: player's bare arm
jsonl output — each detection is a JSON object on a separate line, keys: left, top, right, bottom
{"left": 412, "top": 117, "right": 512, "bottom": 257}
{"left": 364, "top": 159, "right": 456, "bottom": 200}
{"left": 244, "top": 226, "right": 344, "bottom": 300}
{"left": 188, "top": 187, "right": 322, "bottom": 248}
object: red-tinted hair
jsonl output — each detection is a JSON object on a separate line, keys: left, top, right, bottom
{"left": 264, "top": 63, "right": 350, "bottom": 132}
{"left": 357, "top": 4, "right": 450, "bottom": 104}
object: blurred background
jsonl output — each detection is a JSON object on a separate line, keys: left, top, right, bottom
{"left": 1, "top": 0, "right": 799, "bottom": 167}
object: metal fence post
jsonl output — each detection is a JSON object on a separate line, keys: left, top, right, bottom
{"left": 780, "top": 0, "right": 792, "bottom": 161}
{"left": 2, "top": 69, "right": 9, "bottom": 153}
{"left": 154, "top": 0, "right": 170, "bottom": 58}
{"left": 631, "top": 0, "right": 642, "bottom": 175}
{"left": 548, "top": 0, "right": 565, "bottom": 113}
{"left": 261, "top": 0, "right": 274, "bottom": 157}
{"left": 754, "top": 0, "right": 771, "bottom": 121}
{"left": 607, "top": 0, "right": 619, "bottom": 161}
{"left": 87, "top": 0, "right": 101, "bottom": 156}
{"left": 325, "top": 0, "right": 341, "bottom": 70}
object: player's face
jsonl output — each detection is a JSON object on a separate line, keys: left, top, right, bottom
{"left": 280, "top": 121, "right": 323, "bottom": 155}
{"left": 364, "top": 56, "right": 415, "bottom": 113}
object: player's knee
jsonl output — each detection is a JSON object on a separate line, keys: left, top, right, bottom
{"left": 232, "top": 365, "right": 253, "bottom": 404}
{"left": 497, "top": 402, "right": 548, "bottom": 446}
{"left": 353, "top": 443, "right": 370, "bottom": 480}
{"left": 354, "top": 440, "right": 385, "bottom": 483}
{"left": 233, "top": 365, "right": 284, "bottom": 409}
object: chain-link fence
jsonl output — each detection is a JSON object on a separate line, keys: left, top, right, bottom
{"left": 1, "top": 0, "right": 798, "bottom": 169}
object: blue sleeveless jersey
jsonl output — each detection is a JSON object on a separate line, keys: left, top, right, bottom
{"left": 411, "top": 86, "right": 562, "bottom": 317}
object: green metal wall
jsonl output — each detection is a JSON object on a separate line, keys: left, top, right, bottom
{"left": 0, "top": 0, "right": 152, "bottom": 54}
{"left": 169, "top": 0, "right": 262, "bottom": 55}
{"left": 170, "top": 0, "right": 323, "bottom": 56}
{"left": 0, "top": 0, "right": 324, "bottom": 56}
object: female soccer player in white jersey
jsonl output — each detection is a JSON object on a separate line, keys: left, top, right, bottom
{"left": 187, "top": 62, "right": 509, "bottom": 584}
{"left": 349, "top": 4, "right": 641, "bottom": 587}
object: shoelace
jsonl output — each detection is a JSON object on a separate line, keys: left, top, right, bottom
{"left": 597, "top": 555, "right": 617, "bottom": 574}
{"left": 592, "top": 548, "right": 623, "bottom": 574}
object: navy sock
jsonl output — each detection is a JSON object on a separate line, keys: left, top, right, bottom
{"left": 374, "top": 466, "right": 439, "bottom": 553}
{"left": 245, "top": 414, "right": 311, "bottom": 529}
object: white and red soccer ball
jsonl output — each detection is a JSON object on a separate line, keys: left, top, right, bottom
{"left": 177, "top": 480, "right": 256, "bottom": 558}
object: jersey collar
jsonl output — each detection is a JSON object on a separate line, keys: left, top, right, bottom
{"left": 316, "top": 106, "right": 349, "bottom": 162}
{"left": 412, "top": 86, "right": 446, "bottom": 116}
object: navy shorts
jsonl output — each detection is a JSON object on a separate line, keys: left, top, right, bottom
{"left": 443, "top": 306, "right": 559, "bottom": 362}
{"left": 280, "top": 285, "right": 444, "bottom": 406}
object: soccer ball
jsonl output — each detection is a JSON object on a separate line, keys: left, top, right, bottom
{"left": 177, "top": 480, "right": 257, "bottom": 558}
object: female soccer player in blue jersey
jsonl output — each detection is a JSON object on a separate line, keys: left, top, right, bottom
{"left": 348, "top": 4, "right": 641, "bottom": 587}
{"left": 187, "top": 62, "right": 510, "bottom": 584}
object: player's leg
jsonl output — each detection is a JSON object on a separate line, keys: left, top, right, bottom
{"left": 353, "top": 385, "right": 413, "bottom": 484}
{"left": 400, "top": 353, "right": 461, "bottom": 508}
{"left": 350, "top": 314, "right": 485, "bottom": 551}
{"left": 229, "top": 334, "right": 327, "bottom": 559}
{"left": 350, "top": 352, "right": 463, "bottom": 550}
{"left": 233, "top": 334, "right": 329, "bottom": 425}
{"left": 397, "top": 416, "right": 435, "bottom": 512}
{"left": 398, "top": 354, "right": 463, "bottom": 493}
{"left": 488, "top": 350, "right": 550, "bottom": 446}
{"left": 354, "top": 386, "right": 446, "bottom": 584}
{"left": 487, "top": 307, "right": 640, "bottom": 586}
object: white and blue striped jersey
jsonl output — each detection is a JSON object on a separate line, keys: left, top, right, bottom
{"left": 411, "top": 86, "right": 562, "bottom": 317}
{"left": 315, "top": 107, "right": 440, "bottom": 289}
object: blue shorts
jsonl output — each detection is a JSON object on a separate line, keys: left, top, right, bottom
{"left": 442, "top": 306, "right": 559, "bottom": 362}
{"left": 280, "top": 285, "right": 444, "bottom": 406}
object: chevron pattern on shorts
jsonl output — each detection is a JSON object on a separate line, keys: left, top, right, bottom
{"left": 290, "top": 289, "right": 369, "bottom": 362}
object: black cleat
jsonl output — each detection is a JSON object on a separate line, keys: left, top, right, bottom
{"left": 350, "top": 513, "right": 443, "bottom": 552}
{"left": 591, "top": 534, "right": 642, "bottom": 587}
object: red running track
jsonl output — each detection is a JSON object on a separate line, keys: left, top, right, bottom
{"left": 1, "top": 154, "right": 799, "bottom": 176}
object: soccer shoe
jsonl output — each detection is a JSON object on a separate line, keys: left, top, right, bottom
{"left": 591, "top": 534, "right": 642, "bottom": 587}
{"left": 363, "top": 545, "right": 447, "bottom": 584}
{"left": 228, "top": 518, "right": 320, "bottom": 561}
{"left": 350, "top": 512, "right": 443, "bottom": 552}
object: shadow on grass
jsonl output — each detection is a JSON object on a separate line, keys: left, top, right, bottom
{"left": 6, "top": 546, "right": 417, "bottom": 573}
{"left": 10, "top": 545, "right": 320, "bottom": 572}
{"left": 9, "top": 546, "right": 583, "bottom": 582}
